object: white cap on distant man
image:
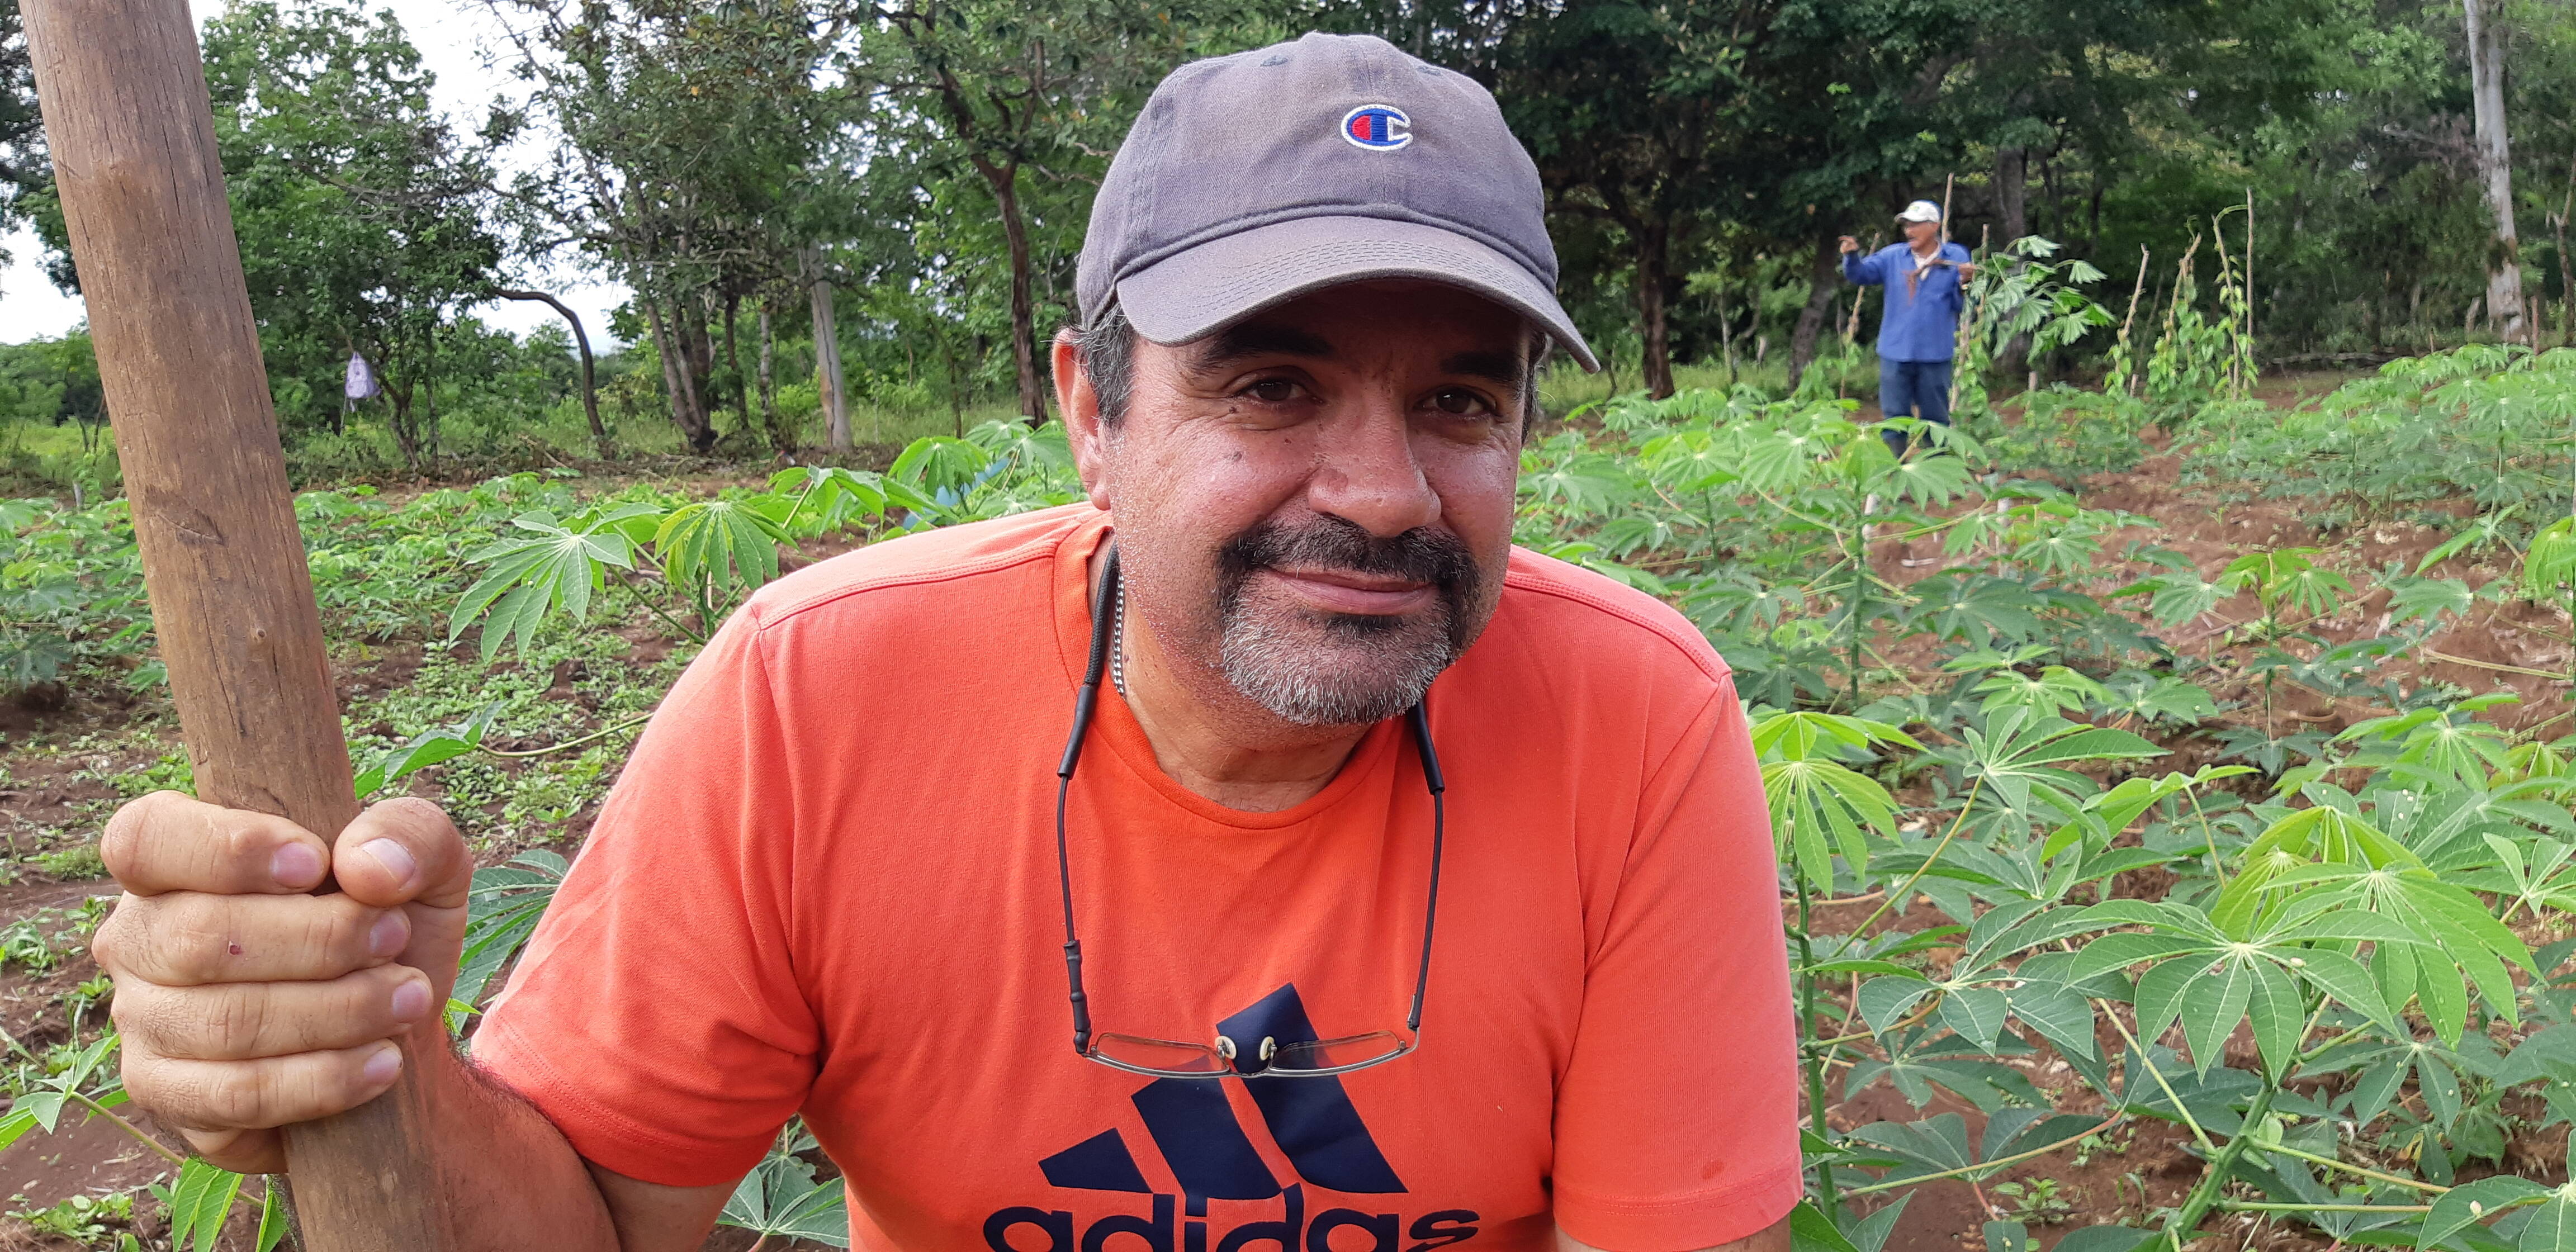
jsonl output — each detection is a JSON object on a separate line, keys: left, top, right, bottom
{"left": 1896, "top": 200, "right": 1943, "bottom": 224}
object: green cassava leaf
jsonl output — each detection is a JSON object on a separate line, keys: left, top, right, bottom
{"left": 2422, "top": 1177, "right": 2551, "bottom": 1250}
{"left": 2070, "top": 931, "right": 2219, "bottom": 983}
{"left": 655, "top": 499, "right": 788, "bottom": 606}
{"left": 2179, "top": 958, "right": 2256, "bottom": 1073}
{"left": 1791, "top": 1200, "right": 1864, "bottom": 1252}
{"left": 2522, "top": 1188, "right": 2576, "bottom": 1252}
{"left": 167, "top": 1158, "right": 248, "bottom": 1252}
{"left": 258, "top": 1179, "right": 291, "bottom": 1252}
{"left": 2288, "top": 948, "right": 2395, "bottom": 1028}
{"left": 1858, "top": 976, "right": 1940, "bottom": 1035}
{"left": 2005, "top": 979, "right": 2098, "bottom": 1060}
{"left": 1940, "top": 985, "right": 2011, "bottom": 1053}
{"left": 2245, "top": 957, "right": 2306, "bottom": 1078}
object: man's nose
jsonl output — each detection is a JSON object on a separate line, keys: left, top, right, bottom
{"left": 1307, "top": 396, "right": 1441, "bottom": 539}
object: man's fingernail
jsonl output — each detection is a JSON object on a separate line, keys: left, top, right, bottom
{"left": 359, "top": 839, "right": 418, "bottom": 889}
{"left": 367, "top": 912, "right": 409, "bottom": 957}
{"left": 389, "top": 978, "right": 432, "bottom": 1022}
{"left": 360, "top": 1043, "right": 401, "bottom": 1086}
{"left": 269, "top": 843, "right": 324, "bottom": 888}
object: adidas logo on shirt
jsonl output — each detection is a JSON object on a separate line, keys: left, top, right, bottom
{"left": 985, "top": 985, "right": 1481, "bottom": 1252}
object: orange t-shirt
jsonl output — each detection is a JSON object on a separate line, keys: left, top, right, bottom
{"left": 473, "top": 505, "right": 1799, "bottom": 1252}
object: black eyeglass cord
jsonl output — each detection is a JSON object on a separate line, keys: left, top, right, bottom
{"left": 1053, "top": 540, "right": 1448, "bottom": 1059}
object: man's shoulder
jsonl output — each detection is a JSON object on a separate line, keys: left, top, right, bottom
{"left": 1491, "top": 546, "right": 1732, "bottom": 691}
{"left": 736, "top": 503, "right": 1091, "bottom": 636}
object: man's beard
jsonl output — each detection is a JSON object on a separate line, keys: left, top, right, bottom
{"left": 1210, "top": 516, "right": 1483, "bottom": 727}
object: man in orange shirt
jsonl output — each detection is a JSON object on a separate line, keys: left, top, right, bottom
{"left": 88, "top": 32, "right": 1800, "bottom": 1252}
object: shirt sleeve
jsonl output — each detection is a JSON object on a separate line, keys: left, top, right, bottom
{"left": 470, "top": 606, "right": 817, "bottom": 1188}
{"left": 1842, "top": 250, "right": 1884, "bottom": 287}
{"left": 1551, "top": 682, "right": 1803, "bottom": 1251}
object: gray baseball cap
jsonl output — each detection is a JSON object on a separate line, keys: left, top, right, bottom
{"left": 1076, "top": 32, "right": 1599, "bottom": 371}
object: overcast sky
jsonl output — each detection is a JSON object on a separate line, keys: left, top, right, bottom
{"left": 0, "top": 0, "right": 631, "bottom": 346}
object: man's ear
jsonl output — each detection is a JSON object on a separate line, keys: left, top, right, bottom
{"left": 1053, "top": 330, "right": 1115, "bottom": 511}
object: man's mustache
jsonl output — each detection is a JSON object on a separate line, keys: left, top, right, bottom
{"left": 1215, "top": 516, "right": 1478, "bottom": 601}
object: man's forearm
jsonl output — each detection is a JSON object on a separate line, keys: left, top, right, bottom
{"left": 415, "top": 1047, "right": 625, "bottom": 1250}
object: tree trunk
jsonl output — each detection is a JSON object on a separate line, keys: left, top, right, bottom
{"left": 722, "top": 294, "right": 750, "bottom": 439}
{"left": 758, "top": 298, "right": 787, "bottom": 454}
{"left": 2557, "top": 150, "right": 2576, "bottom": 348}
{"left": 1996, "top": 146, "right": 2034, "bottom": 382}
{"left": 682, "top": 297, "right": 719, "bottom": 443}
{"left": 1717, "top": 283, "right": 1738, "bottom": 385}
{"left": 805, "top": 252, "right": 850, "bottom": 450}
{"left": 721, "top": 298, "right": 742, "bottom": 440}
{"left": 978, "top": 155, "right": 1047, "bottom": 425}
{"left": 641, "top": 291, "right": 716, "bottom": 453}
{"left": 422, "top": 337, "right": 439, "bottom": 460}
{"left": 642, "top": 293, "right": 686, "bottom": 433}
{"left": 2465, "top": 0, "right": 2527, "bottom": 339}
{"left": 683, "top": 306, "right": 718, "bottom": 453}
{"left": 387, "top": 378, "right": 419, "bottom": 471}
{"left": 2556, "top": 212, "right": 2573, "bottom": 349}
{"left": 1789, "top": 235, "right": 1843, "bottom": 388}
{"left": 1635, "top": 219, "right": 1675, "bottom": 399}
{"left": 497, "top": 290, "right": 609, "bottom": 459}
{"left": 1995, "top": 146, "right": 2029, "bottom": 243}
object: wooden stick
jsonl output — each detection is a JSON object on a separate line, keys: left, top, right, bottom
{"left": 2243, "top": 187, "right": 2256, "bottom": 349}
{"left": 1949, "top": 224, "right": 1992, "bottom": 411}
{"left": 1907, "top": 174, "right": 1958, "bottom": 303}
{"left": 1844, "top": 232, "right": 1878, "bottom": 346}
{"left": 2119, "top": 247, "right": 2152, "bottom": 342}
{"left": 20, "top": 3, "right": 451, "bottom": 1249}
{"left": 2114, "top": 246, "right": 2151, "bottom": 395}
{"left": 1940, "top": 172, "right": 1955, "bottom": 252}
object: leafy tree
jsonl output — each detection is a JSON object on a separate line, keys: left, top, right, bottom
{"left": 199, "top": 0, "right": 506, "bottom": 467}
{"left": 485, "top": 0, "right": 852, "bottom": 453}
{"left": 1476, "top": 1, "right": 1746, "bottom": 399}
{"left": 0, "top": 333, "right": 103, "bottom": 448}
{"left": 849, "top": 0, "right": 1239, "bottom": 423}
{"left": 0, "top": 0, "right": 48, "bottom": 246}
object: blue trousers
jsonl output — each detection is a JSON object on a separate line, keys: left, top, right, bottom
{"left": 1878, "top": 358, "right": 1953, "bottom": 456}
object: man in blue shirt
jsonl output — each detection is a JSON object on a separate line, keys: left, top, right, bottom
{"left": 1841, "top": 200, "right": 1976, "bottom": 456}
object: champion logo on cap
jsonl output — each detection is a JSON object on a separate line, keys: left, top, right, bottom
{"left": 1341, "top": 104, "right": 1412, "bottom": 150}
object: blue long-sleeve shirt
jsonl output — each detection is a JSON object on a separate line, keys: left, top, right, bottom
{"left": 1843, "top": 241, "right": 1973, "bottom": 362}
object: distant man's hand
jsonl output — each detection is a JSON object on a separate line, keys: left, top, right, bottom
{"left": 93, "top": 793, "right": 471, "bottom": 1173}
{"left": 1838, "top": 235, "right": 1859, "bottom": 254}
{"left": 1957, "top": 262, "right": 1977, "bottom": 282}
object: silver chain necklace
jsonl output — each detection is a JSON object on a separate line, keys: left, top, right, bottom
{"left": 1109, "top": 577, "right": 1129, "bottom": 698}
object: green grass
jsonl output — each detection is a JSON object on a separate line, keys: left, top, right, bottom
{"left": 0, "top": 422, "right": 91, "bottom": 459}
{"left": 31, "top": 845, "right": 104, "bottom": 881}
{"left": 0, "top": 420, "right": 116, "bottom": 502}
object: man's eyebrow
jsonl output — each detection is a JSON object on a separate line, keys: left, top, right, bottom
{"left": 1185, "top": 323, "right": 1336, "bottom": 371}
{"left": 1441, "top": 349, "right": 1527, "bottom": 389}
